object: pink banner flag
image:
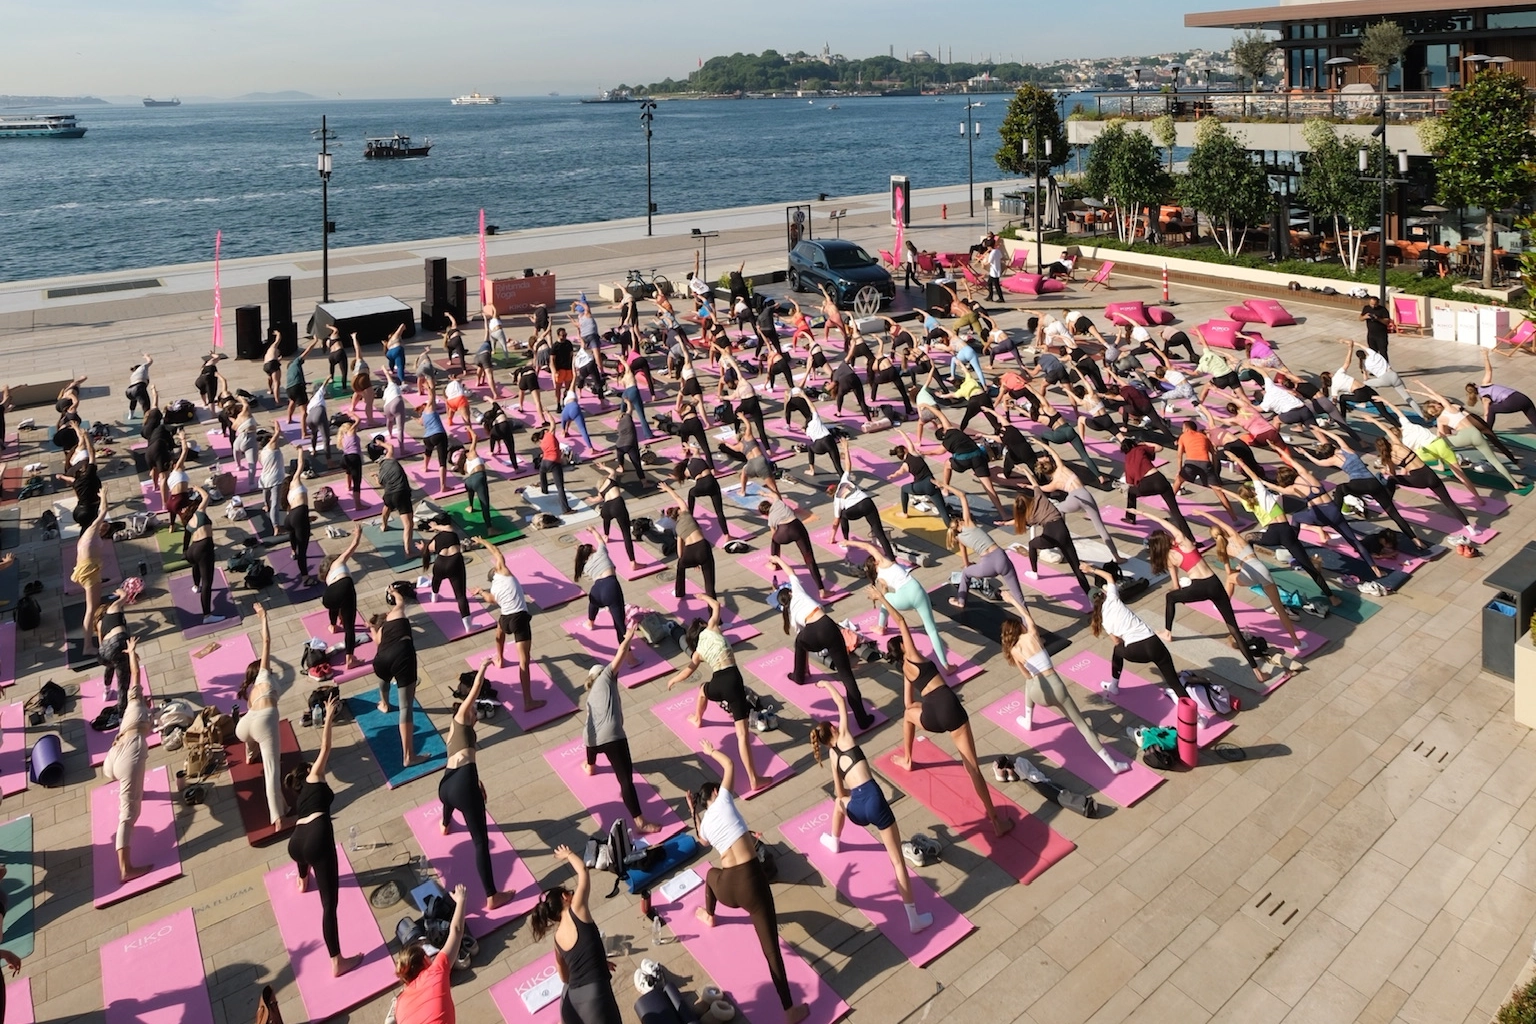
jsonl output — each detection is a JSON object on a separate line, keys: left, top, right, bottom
{"left": 478, "top": 208, "right": 487, "bottom": 310}
{"left": 211, "top": 230, "right": 223, "bottom": 348}
{"left": 893, "top": 188, "right": 905, "bottom": 262}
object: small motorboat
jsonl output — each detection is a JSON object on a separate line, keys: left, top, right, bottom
{"left": 364, "top": 134, "right": 431, "bottom": 159}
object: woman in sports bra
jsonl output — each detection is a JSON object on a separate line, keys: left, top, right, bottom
{"left": 881, "top": 595, "right": 1012, "bottom": 838}
{"left": 1193, "top": 509, "right": 1303, "bottom": 652}
{"left": 455, "top": 426, "right": 493, "bottom": 531}
{"left": 370, "top": 580, "right": 423, "bottom": 768}
{"left": 93, "top": 591, "right": 133, "bottom": 713}
{"left": 529, "top": 844, "right": 625, "bottom": 1024}
{"left": 1140, "top": 507, "right": 1267, "bottom": 686}
{"left": 1413, "top": 378, "right": 1527, "bottom": 490}
{"left": 179, "top": 482, "right": 226, "bottom": 625}
{"left": 672, "top": 446, "right": 730, "bottom": 538}
{"left": 320, "top": 524, "right": 364, "bottom": 669}
{"left": 235, "top": 604, "right": 293, "bottom": 829}
{"left": 440, "top": 658, "right": 514, "bottom": 910}
{"left": 657, "top": 480, "right": 718, "bottom": 600}
{"left": 667, "top": 593, "right": 768, "bottom": 793}
{"left": 420, "top": 516, "right": 474, "bottom": 635}
{"left": 1031, "top": 446, "right": 1122, "bottom": 564}
{"left": 286, "top": 448, "right": 320, "bottom": 588}
{"left": 1001, "top": 606, "right": 1131, "bottom": 774}
{"left": 1023, "top": 383, "right": 1111, "bottom": 487}
{"left": 770, "top": 555, "right": 876, "bottom": 730}
{"left": 809, "top": 680, "right": 934, "bottom": 934}
{"left": 1266, "top": 450, "right": 1385, "bottom": 579}
{"left": 848, "top": 538, "right": 948, "bottom": 668}
{"left": 102, "top": 636, "right": 153, "bottom": 884}
{"left": 347, "top": 333, "right": 375, "bottom": 425}
{"left": 595, "top": 461, "right": 641, "bottom": 573}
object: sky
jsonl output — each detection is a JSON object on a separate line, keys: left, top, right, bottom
{"left": 4, "top": 0, "right": 1236, "bottom": 99}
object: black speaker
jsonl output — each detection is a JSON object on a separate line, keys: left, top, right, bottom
{"left": 235, "top": 304, "right": 264, "bottom": 360}
{"left": 447, "top": 276, "right": 468, "bottom": 323}
{"left": 273, "top": 321, "right": 299, "bottom": 356}
{"left": 268, "top": 275, "right": 292, "bottom": 327}
{"left": 425, "top": 257, "right": 447, "bottom": 311}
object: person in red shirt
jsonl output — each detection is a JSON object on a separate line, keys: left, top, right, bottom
{"left": 1120, "top": 437, "right": 1194, "bottom": 539}
{"left": 393, "top": 883, "right": 468, "bottom": 1024}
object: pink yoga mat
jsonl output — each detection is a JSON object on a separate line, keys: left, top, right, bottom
{"left": 62, "top": 539, "right": 123, "bottom": 597}
{"left": 780, "top": 799, "right": 974, "bottom": 967}
{"left": 0, "top": 703, "right": 26, "bottom": 797}
{"left": 736, "top": 547, "right": 851, "bottom": 603}
{"left": 404, "top": 802, "right": 541, "bottom": 938}
{"left": 92, "top": 765, "right": 182, "bottom": 908}
{"left": 489, "top": 952, "right": 565, "bottom": 1024}
{"left": 1007, "top": 548, "right": 1092, "bottom": 613}
{"left": 844, "top": 606, "right": 984, "bottom": 684}
{"left": 650, "top": 689, "right": 793, "bottom": 796}
{"left": 82, "top": 665, "right": 159, "bottom": 767}
{"left": 873, "top": 737, "right": 1076, "bottom": 886}
{"left": 741, "top": 648, "right": 888, "bottom": 735}
{"left": 404, "top": 459, "right": 466, "bottom": 498}
{"left": 613, "top": 539, "right": 668, "bottom": 581}
{"left": 514, "top": 548, "right": 584, "bottom": 610}
{"left": 7, "top": 976, "right": 33, "bottom": 1024}
{"left": 657, "top": 881, "right": 850, "bottom": 1024}
{"left": 1188, "top": 597, "right": 1324, "bottom": 657}
{"left": 543, "top": 737, "right": 686, "bottom": 842}
{"left": 560, "top": 614, "right": 674, "bottom": 687}
{"left": 189, "top": 632, "right": 256, "bottom": 706}
{"left": 298, "top": 609, "right": 378, "bottom": 684}
{"left": 461, "top": 648, "right": 578, "bottom": 731}
{"left": 1444, "top": 483, "right": 1509, "bottom": 514}
{"left": 0, "top": 622, "right": 14, "bottom": 688}
{"left": 646, "top": 587, "right": 763, "bottom": 644}
{"left": 1378, "top": 497, "right": 1497, "bottom": 544}
{"left": 1054, "top": 649, "right": 1234, "bottom": 745}
{"left": 100, "top": 908, "right": 213, "bottom": 1024}
{"left": 341, "top": 478, "right": 386, "bottom": 521}
{"left": 264, "top": 845, "right": 396, "bottom": 1020}
{"left": 850, "top": 446, "right": 902, "bottom": 478}
{"left": 980, "top": 690, "right": 1162, "bottom": 807}
{"left": 418, "top": 581, "right": 499, "bottom": 642}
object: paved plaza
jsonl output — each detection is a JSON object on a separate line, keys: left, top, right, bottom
{"left": 1, "top": 183, "right": 1534, "bottom": 1024}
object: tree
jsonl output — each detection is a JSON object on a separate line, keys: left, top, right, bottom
{"left": 1179, "top": 119, "right": 1272, "bottom": 255}
{"left": 1431, "top": 69, "right": 1536, "bottom": 287}
{"left": 995, "top": 84, "right": 1069, "bottom": 176}
{"left": 1296, "top": 119, "right": 1379, "bottom": 272}
{"left": 1084, "top": 122, "right": 1170, "bottom": 242}
{"left": 1356, "top": 20, "right": 1407, "bottom": 87}
{"left": 1151, "top": 114, "right": 1178, "bottom": 171}
{"left": 1231, "top": 31, "right": 1276, "bottom": 92}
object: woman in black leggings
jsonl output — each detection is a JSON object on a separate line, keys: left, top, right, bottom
{"left": 829, "top": 362, "right": 874, "bottom": 420}
{"left": 586, "top": 624, "right": 665, "bottom": 832}
{"left": 530, "top": 846, "right": 626, "bottom": 1024}
{"left": 321, "top": 525, "right": 364, "bottom": 670}
{"left": 1085, "top": 566, "right": 1190, "bottom": 699}
{"left": 674, "top": 452, "right": 729, "bottom": 537}
{"left": 1371, "top": 435, "right": 1474, "bottom": 532}
{"left": 595, "top": 462, "right": 640, "bottom": 573}
{"left": 441, "top": 659, "right": 515, "bottom": 910}
{"left": 420, "top": 518, "right": 474, "bottom": 635}
{"left": 868, "top": 353, "right": 913, "bottom": 414}
{"left": 674, "top": 406, "right": 714, "bottom": 468}
{"left": 659, "top": 481, "right": 716, "bottom": 599}
{"left": 1212, "top": 482, "right": 1340, "bottom": 605}
{"left": 773, "top": 557, "right": 874, "bottom": 730}
{"left": 690, "top": 741, "right": 811, "bottom": 1024}
{"left": 1012, "top": 484, "right": 1090, "bottom": 593}
{"left": 370, "top": 581, "right": 422, "bottom": 768}
{"left": 832, "top": 438, "right": 895, "bottom": 558}
{"left": 667, "top": 595, "right": 770, "bottom": 792}
{"left": 890, "top": 429, "right": 953, "bottom": 527}
{"left": 1142, "top": 510, "right": 1265, "bottom": 687}
{"left": 178, "top": 485, "right": 226, "bottom": 625}
{"left": 760, "top": 496, "right": 826, "bottom": 594}
{"left": 285, "top": 694, "right": 364, "bottom": 977}
{"left": 1121, "top": 438, "right": 1194, "bottom": 539}
{"left": 285, "top": 450, "right": 320, "bottom": 587}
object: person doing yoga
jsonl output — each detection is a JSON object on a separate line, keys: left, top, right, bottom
{"left": 1011, "top": 476, "right": 1092, "bottom": 594}
{"left": 1412, "top": 377, "right": 1528, "bottom": 490}
{"left": 1001, "top": 607, "right": 1131, "bottom": 773}
{"left": 771, "top": 555, "right": 876, "bottom": 730}
{"left": 235, "top": 604, "right": 294, "bottom": 829}
{"left": 470, "top": 537, "right": 545, "bottom": 712}
{"left": 667, "top": 594, "right": 770, "bottom": 792}
{"left": 1468, "top": 349, "right": 1536, "bottom": 430}
{"left": 845, "top": 537, "right": 948, "bottom": 669}
{"left": 320, "top": 524, "right": 365, "bottom": 670}
{"left": 830, "top": 436, "right": 895, "bottom": 558}
{"left": 419, "top": 516, "right": 475, "bottom": 635}
{"left": 584, "top": 624, "right": 663, "bottom": 834}
{"left": 690, "top": 740, "right": 811, "bottom": 1024}
{"left": 284, "top": 693, "right": 365, "bottom": 977}
{"left": 890, "top": 429, "right": 952, "bottom": 527}
{"left": 102, "top": 636, "right": 152, "bottom": 883}
{"left": 657, "top": 480, "right": 718, "bottom": 600}
{"left": 370, "top": 580, "right": 424, "bottom": 768}
{"left": 1030, "top": 446, "right": 1123, "bottom": 564}
{"left": 529, "top": 847, "right": 624, "bottom": 1024}
{"left": 574, "top": 529, "right": 639, "bottom": 664}
{"left": 760, "top": 495, "right": 827, "bottom": 596}
{"left": 1193, "top": 509, "right": 1303, "bottom": 653}
{"left": 941, "top": 485, "right": 1026, "bottom": 611}
{"left": 1085, "top": 565, "right": 1189, "bottom": 701}
{"left": 440, "top": 659, "right": 515, "bottom": 910}
{"left": 179, "top": 482, "right": 227, "bottom": 625}
{"left": 882, "top": 595, "right": 1013, "bottom": 837}
{"left": 809, "top": 681, "right": 935, "bottom": 933}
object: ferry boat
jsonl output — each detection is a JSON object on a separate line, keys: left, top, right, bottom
{"left": 450, "top": 92, "right": 499, "bottom": 105}
{"left": 580, "top": 88, "right": 635, "bottom": 104}
{"left": 364, "top": 134, "right": 431, "bottom": 159}
{"left": 142, "top": 97, "right": 181, "bottom": 107}
{"left": 0, "top": 114, "right": 86, "bottom": 138}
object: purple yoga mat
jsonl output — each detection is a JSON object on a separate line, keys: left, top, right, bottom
{"left": 781, "top": 798, "right": 975, "bottom": 967}
{"left": 980, "top": 690, "right": 1162, "bottom": 807}
{"left": 645, "top": 587, "right": 763, "bottom": 644}
{"left": 404, "top": 801, "right": 541, "bottom": 938}
{"left": 560, "top": 614, "right": 674, "bottom": 687}
{"left": 741, "top": 648, "right": 888, "bottom": 735}
{"left": 100, "top": 908, "right": 213, "bottom": 1024}
{"left": 461, "top": 648, "right": 578, "bottom": 732}
{"left": 650, "top": 689, "right": 793, "bottom": 797}
{"left": 266, "top": 540, "right": 326, "bottom": 601}
{"left": 1054, "top": 649, "right": 1234, "bottom": 745}
{"left": 543, "top": 737, "right": 686, "bottom": 842}
{"left": 166, "top": 569, "right": 242, "bottom": 640}
{"left": 404, "top": 458, "right": 466, "bottom": 498}
{"left": 92, "top": 765, "right": 182, "bottom": 908}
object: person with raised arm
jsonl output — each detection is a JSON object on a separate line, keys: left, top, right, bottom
{"left": 1011, "top": 466, "right": 1092, "bottom": 595}
{"left": 770, "top": 554, "right": 875, "bottom": 730}
{"left": 667, "top": 594, "right": 768, "bottom": 793}
{"left": 830, "top": 436, "right": 894, "bottom": 558}
{"left": 581, "top": 623, "right": 663, "bottom": 834}
{"left": 472, "top": 536, "right": 543, "bottom": 711}
{"left": 657, "top": 478, "right": 717, "bottom": 600}
{"left": 440, "top": 658, "right": 514, "bottom": 910}
{"left": 1191, "top": 508, "right": 1303, "bottom": 652}
{"left": 1468, "top": 348, "right": 1536, "bottom": 430}
{"left": 942, "top": 484, "right": 1027, "bottom": 610}
{"left": 574, "top": 527, "right": 638, "bottom": 664}
{"left": 395, "top": 882, "right": 470, "bottom": 1021}
{"left": 1030, "top": 445, "right": 1122, "bottom": 564}
{"left": 103, "top": 636, "right": 153, "bottom": 883}
{"left": 320, "top": 524, "right": 365, "bottom": 670}
{"left": 235, "top": 604, "right": 295, "bottom": 830}
{"left": 284, "top": 336, "right": 321, "bottom": 434}
{"left": 370, "top": 581, "right": 423, "bottom": 768}
{"left": 529, "top": 845, "right": 624, "bottom": 1024}
{"left": 1295, "top": 424, "right": 1427, "bottom": 550}
{"left": 1084, "top": 564, "right": 1190, "bottom": 700}
{"left": 1411, "top": 376, "right": 1527, "bottom": 490}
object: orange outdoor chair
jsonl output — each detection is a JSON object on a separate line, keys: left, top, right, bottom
{"left": 1084, "top": 260, "right": 1115, "bottom": 291}
{"left": 1390, "top": 297, "right": 1425, "bottom": 336}
{"left": 1498, "top": 319, "right": 1536, "bottom": 357}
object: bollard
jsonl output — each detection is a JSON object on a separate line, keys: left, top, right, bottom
{"left": 941, "top": 204, "right": 947, "bottom": 220}
{"left": 1162, "top": 263, "right": 1170, "bottom": 304}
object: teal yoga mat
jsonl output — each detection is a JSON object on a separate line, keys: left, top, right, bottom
{"left": 343, "top": 684, "right": 446, "bottom": 789}
{"left": 1263, "top": 569, "right": 1380, "bottom": 623}
{"left": 362, "top": 521, "right": 425, "bottom": 571}
{"left": 0, "top": 815, "right": 35, "bottom": 957}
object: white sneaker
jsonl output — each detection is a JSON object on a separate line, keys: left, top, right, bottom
{"left": 1100, "top": 678, "right": 1120, "bottom": 695}
{"left": 819, "top": 833, "right": 840, "bottom": 854}
{"left": 191, "top": 584, "right": 201, "bottom": 594}
{"left": 1161, "top": 687, "right": 1179, "bottom": 704}
{"left": 1024, "top": 570, "right": 1039, "bottom": 580}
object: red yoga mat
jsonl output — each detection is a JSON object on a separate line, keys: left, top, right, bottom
{"left": 225, "top": 718, "right": 304, "bottom": 846}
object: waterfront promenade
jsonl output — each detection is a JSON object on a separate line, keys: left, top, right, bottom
{"left": 1, "top": 181, "right": 1535, "bottom": 1024}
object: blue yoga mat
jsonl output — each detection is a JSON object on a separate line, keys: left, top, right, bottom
{"left": 625, "top": 833, "right": 701, "bottom": 894}
{"left": 343, "top": 684, "right": 446, "bottom": 789}
{"left": 0, "top": 814, "right": 35, "bottom": 957}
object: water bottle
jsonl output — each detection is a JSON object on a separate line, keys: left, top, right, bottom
{"left": 651, "top": 913, "right": 666, "bottom": 945}
{"left": 312, "top": 702, "right": 324, "bottom": 727}
{"left": 348, "top": 825, "right": 359, "bottom": 852}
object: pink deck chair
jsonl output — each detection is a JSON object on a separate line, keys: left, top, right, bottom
{"left": 1084, "top": 261, "right": 1115, "bottom": 291}
{"left": 1499, "top": 319, "right": 1536, "bottom": 357}
{"left": 1390, "top": 297, "right": 1425, "bottom": 336}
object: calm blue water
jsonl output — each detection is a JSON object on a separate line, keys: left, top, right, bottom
{"left": 0, "top": 95, "right": 1037, "bottom": 283}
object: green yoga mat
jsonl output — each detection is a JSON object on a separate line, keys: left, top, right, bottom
{"left": 1263, "top": 569, "right": 1380, "bottom": 623}
{"left": 441, "top": 498, "right": 523, "bottom": 545}
{"left": 156, "top": 527, "right": 188, "bottom": 574}
{"left": 343, "top": 684, "right": 447, "bottom": 789}
{"left": 1436, "top": 465, "right": 1531, "bottom": 494}
{"left": 1497, "top": 431, "right": 1536, "bottom": 454}
{"left": 0, "top": 815, "right": 36, "bottom": 958}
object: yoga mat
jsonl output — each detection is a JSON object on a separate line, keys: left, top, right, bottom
{"left": 1055, "top": 650, "right": 1235, "bottom": 744}
{"left": 298, "top": 610, "right": 378, "bottom": 683}
{"left": 0, "top": 815, "right": 35, "bottom": 959}
{"left": 874, "top": 737, "right": 1075, "bottom": 886}
{"left": 417, "top": 580, "right": 499, "bottom": 642}
{"left": 361, "top": 520, "right": 423, "bottom": 569}
{"left": 844, "top": 605, "right": 984, "bottom": 684}
{"left": 403, "top": 459, "right": 466, "bottom": 499}
{"left": 850, "top": 445, "right": 903, "bottom": 478}
{"left": 646, "top": 587, "right": 763, "bottom": 644}
{"left": 61, "top": 539, "right": 122, "bottom": 597}
{"left": 342, "top": 478, "right": 387, "bottom": 521}
{"left": 521, "top": 488, "right": 599, "bottom": 526}
{"left": 1177, "top": 697, "right": 1200, "bottom": 768}
{"left": 543, "top": 737, "right": 687, "bottom": 842}
{"left": 489, "top": 952, "right": 565, "bottom": 1024}
{"left": 980, "top": 691, "right": 1161, "bottom": 806}
{"left": 780, "top": 798, "right": 974, "bottom": 967}
{"left": 92, "top": 765, "right": 183, "bottom": 908}
{"left": 511, "top": 548, "right": 584, "bottom": 610}
{"left": 266, "top": 541, "right": 326, "bottom": 601}
{"left": 100, "top": 908, "right": 214, "bottom": 1024}
{"left": 1168, "top": 633, "right": 1293, "bottom": 697}
{"left": 461, "top": 649, "right": 578, "bottom": 732}
{"left": 1382, "top": 498, "right": 1498, "bottom": 545}
{"left": 1004, "top": 547, "right": 1093, "bottom": 613}
{"left": 612, "top": 538, "right": 668, "bottom": 581}
{"left": 226, "top": 719, "right": 303, "bottom": 846}
{"left": 443, "top": 497, "right": 524, "bottom": 545}
{"left": 930, "top": 585, "right": 1067, "bottom": 653}
{"left": 0, "top": 703, "right": 26, "bottom": 797}
{"left": 657, "top": 882, "right": 850, "bottom": 1024}
{"left": 650, "top": 689, "right": 793, "bottom": 797}
{"left": 155, "top": 527, "right": 188, "bottom": 574}
{"left": 166, "top": 569, "right": 242, "bottom": 640}
{"left": 560, "top": 614, "right": 675, "bottom": 687}
{"left": 1185, "top": 596, "right": 1325, "bottom": 657}
{"left": 0, "top": 622, "right": 14, "bottom": 690}
{"left": 82, "top": 665, "right": 159, "bottom": 766}
{"left": 741, "top": 649, "right": 887, "bottom": 734}
{"left": 263, "top": 846, "right": 397, "bottom": 1021}
{"left": 343, "top": 683, "right": 447, "bottom": 788}
{"left": 7, "top": 977, "right": 32, "bottom": 1024}
{"left": 1262, "top": 569, "right": 1380, "bottom": 623}
{"left": 189, "top": 632, "right": 257, "bottom": 705}
{"left": 403, "top": 801, "right": 541, "bottom": 939}
{"left": 736, "top": 546, "right": 852, "bottom": 603}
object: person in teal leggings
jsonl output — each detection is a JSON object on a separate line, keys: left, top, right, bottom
{"left": 843, "top": 537, "right": 948, "bottom": 669}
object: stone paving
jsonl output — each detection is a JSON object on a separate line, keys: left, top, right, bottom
{"left": 2, "top": 185, "right": 1535, "bottom": 1024}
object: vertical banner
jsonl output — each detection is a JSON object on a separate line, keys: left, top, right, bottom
{"left": 893, "top": 186, "right": 905, "bottom": 260}
{"left": 478, "top": 208, "right": 488, "bottom": 310}
{"left": 211, "top": 230, "right": 223, "bottom": 348}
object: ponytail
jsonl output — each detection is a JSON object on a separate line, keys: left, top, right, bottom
{"left": 529, "top": 888, "right": 566, "bottom": 942}
{"left": 809, "top": 721, "right": 833, "bottom": 766}
{"left": 1090, "top": 589, "right": 1106, "bottom": 638}
{"left": 944, "top": 521, "right": 961, "bottom": 552}
{"left": 573, "top": 544, "right": 594, "bottom": 579}
{"left": 776, "top": 588, "right": 791, "bottom": 635}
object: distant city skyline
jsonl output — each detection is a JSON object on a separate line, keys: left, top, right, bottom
{"left": 9, "top": 0, "right": 1234, "bottom": 99}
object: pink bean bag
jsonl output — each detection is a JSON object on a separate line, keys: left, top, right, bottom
{"left": 1196, "top": 319, "right": 1248, "bottom": 350}
{"left": 1225, "top": 299, "right": 1296, "bottom": 328}
{"left": 1001, "top": 273, "right": 1065, "bottom": 296}
{"left": 1103, "top": 300, "right": 1151, "bottom": 326}
{"left": 1224, "top": 303, "right": 1261, "bottom": 324}
{"left": 1148, "top": 306, "right": 1176, "bottom": 326}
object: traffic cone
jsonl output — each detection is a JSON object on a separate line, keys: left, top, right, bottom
{"left": 1161, "top": 263, "right": 1171, "bottom": 304}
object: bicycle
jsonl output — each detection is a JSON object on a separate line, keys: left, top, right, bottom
{"left": 625, "top": 268, "right": 673, "bottom": 301}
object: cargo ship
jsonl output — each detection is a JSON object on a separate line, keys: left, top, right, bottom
{"left": 142, "top": 97, "right": 181, "bottom": 107}
{"left": 0, "top": 114, "right": 86, "bottom": 138}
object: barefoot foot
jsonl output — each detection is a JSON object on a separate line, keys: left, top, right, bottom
{"left": 333, "top": 953, "right": 364, "bottom": 977}
{"left": 695, "top": 907, "right": 716, "bottom": 927}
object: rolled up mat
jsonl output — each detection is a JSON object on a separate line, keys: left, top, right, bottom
{"left": 28, "top": 734, "right": 61, "bottom": 787}
{"left": 1176, "top": 696, "right": 1199, "bottom": 769}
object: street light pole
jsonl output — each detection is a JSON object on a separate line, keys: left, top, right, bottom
{"left": 1022, "top": 134, "right": 1052, "bottom": 274}
{"left": 314, "top": 115, "right": 336, "bottom": 303}
{"left": 961, "top": 101, "right": 981, "bottom": 218}
{"left": 639, "top": 99, "right": 656, "bottom": 236}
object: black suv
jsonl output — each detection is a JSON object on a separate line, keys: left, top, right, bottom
{"left": 787, "top": 239, "right": 895, "bottom": 309}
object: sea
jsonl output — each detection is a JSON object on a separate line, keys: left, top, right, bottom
{"left": 0, "top": 94, "right": 1101, "bottom": 285}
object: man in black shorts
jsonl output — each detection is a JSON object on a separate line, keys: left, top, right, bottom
{"left": 472, "top": 537, "right": 544, "bottom": 712}
{"left": 374, "top": 440, "right": 415, "bottom": 558}
{"left": 284, "top": 337, "right": 319, "bottom": 432}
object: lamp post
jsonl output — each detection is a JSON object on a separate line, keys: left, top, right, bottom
{"left": 312, "top": 115, "right": 337, "bottom": 302}
{"left": 960, "top": 101, "right": 982, "bottom": 217}
{"left": 1332, "top": 56, "right": 1406, "bottom": 303}
{"left": 1022, "top": 134, "right": 1053, "bottom": 274}
{"left": 690, "top": 227, "right": 719, "bottom": 281}
{"left": 1168, "top": 63, "right": 1183, "bottom": 114}
{"left": 639, "top": 99, "right": 656, "bottom": 236}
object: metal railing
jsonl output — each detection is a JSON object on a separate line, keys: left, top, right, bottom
{"left": 1083, "top": 90, "right": 1456, "bottom": 123}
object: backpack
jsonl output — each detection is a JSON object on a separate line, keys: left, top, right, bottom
{"left": 312, "top": 486, "right": 338, "bottom": 513}
{"left": 1179, "top": 671, "right": 1238, "bottom": 717}
{"left": 244, "top": 561, "right": 275, "bottom": 589}
{"left": 26, "top": 680, "right": 65, "bottom": 717}
{"left": 16, "top": 595, "right": 41, "bottom": 631}
{"left": 634, "top": 611, "right": 673, "bottom": 648}
{"left": 1137, "top": 725, "right": 1179, "bottom": 770}
{"left": 587, "top": 818, "right": 663, "bottom": 898}
{"left": 1240, "top": 632, "right": 1270, "bottom": 658}
{"left": 300, "top": 641, "right": 330, "bottom": 670}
